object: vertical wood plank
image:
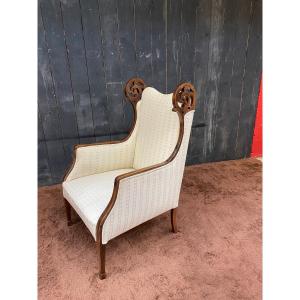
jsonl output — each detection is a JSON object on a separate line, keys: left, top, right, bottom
{"left": 202, "top": 0, "right": 225, "bottom": 161}
{"left": 38, "top": 10, "right": 63, "bottom": 144}
{"left": 150, "top": 0, "right": 166, "bottom": 92}
{"left": 187, "top": 0, "right": 212, "bottom": 165}
{"left": 98, "top": 0, "right": 122, "bottom": 82}
{"left": 38, "top": 141, "right": 53, "bottom": 186}
{"left": 38, "top": 5, "right": 68, "bottom": 182}
{"left": 105, "top": 82, "right": 127, "bottom": 135}
{"left": 134, "top": 0, "right": 153, "bottom": 83}
{"left": 116, "top": 0, "right": 136, "bottom": 130}
{"left": 79, "top": 0, "right": 111, "bottom": 140}
{"left": 98, "top": 0, "right": 129, "bottom": 135}
{"left": 181, "top": 0, "right": 202, "bottom": 165}
{"left": 211, "top": 0, "right": 254, "bottom": 160}
{"left": 166, "top": 0, "right": 182, "bottom": 92}
{"left": 39, "top": 0, "right": 79, "bottom": 147}
{"left": 60, "top": 0, "right": 95, "bottom": 144}
{"left": 179, "top": 0, "right": 197, "bottom": 83}
{"left": 212, "top": 0, "right": 253, "bottom": 161}
{"left": 116, "top": 0, "right": 136, "bottom": 79}
{"left": 38, "top": 112, "right": 52, "bottom": 186}
{"left": 40, "top": 0, "right": 79, "bottom": 180}
{"left": 234, "top": 0, "right": 262, "bottom": 158}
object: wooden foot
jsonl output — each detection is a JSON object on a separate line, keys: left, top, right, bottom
{"left": 98, "top": 243, "right": 106, "bottom": 280}
{"left": 64, "top": 198, "right": 72, "bottom": 226}
{"left": 171, "top": 208, "right": 178, "bottom": 233}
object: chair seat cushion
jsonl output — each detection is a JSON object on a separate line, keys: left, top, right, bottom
{"left": 63, "top": 168, "right": 134, "bottom": 240}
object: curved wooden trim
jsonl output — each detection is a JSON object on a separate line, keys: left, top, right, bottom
{"left": 96, "top": 81, "right": 196, "bottom": 243}
{"left": 63, "top": 77, "right": 146, "bottom": 181}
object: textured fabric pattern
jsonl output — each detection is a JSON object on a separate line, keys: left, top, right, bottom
{"left": 102, "top": 112, "right": 194, "bottom": 244}
{"left": 63, "top": 169, "right": 134, "bottom": 239}
{"left": 133, "top": 87, "right": 180, "bottom": 169}
{"left": 63, "top": 88, "right": 194, "bottom": 244}
{"left": 65, "top": 104, "right": 141, "bottom": 182}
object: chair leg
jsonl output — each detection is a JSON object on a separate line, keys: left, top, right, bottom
{"left": 64, "top": 198, "right": 72, "bottom": 226}
{"left": 98, "top": 242, "right": 106, "bottom": 279}
{"left": 171, "top": 208, "right": 178, "bottom": 233}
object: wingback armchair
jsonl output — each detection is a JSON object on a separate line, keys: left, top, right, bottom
{"left": 62, "top": 78, "right": 196, "bottom": 279}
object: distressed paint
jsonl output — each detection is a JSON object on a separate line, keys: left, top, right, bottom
{"left": 203, "top": 0, "right": 225, "bottom": 160}
{"left": 38, "top": 0, "right": 262, "bottom": 186}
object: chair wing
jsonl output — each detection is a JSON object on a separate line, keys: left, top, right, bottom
{"left": 64, "top": 120, "right": 138, "bottom": 182}
{"left": 64, "top": 79, "right": 146, "bottom": 182}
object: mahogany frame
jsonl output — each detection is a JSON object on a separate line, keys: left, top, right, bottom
{"left": 63, "top": 77, "right": 196, "bottom": 279}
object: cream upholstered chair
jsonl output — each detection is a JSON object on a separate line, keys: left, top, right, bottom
{"left": 63, "top": 78, "right": 196, "bottom": 279}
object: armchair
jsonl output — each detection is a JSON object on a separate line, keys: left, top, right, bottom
{"left": 62, "top": 78, "right": 196, "bottom": 279}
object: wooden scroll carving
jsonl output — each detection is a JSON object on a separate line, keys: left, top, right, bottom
{"left": 172, "top": 82, "right": 196, "bottom": 115}
{"left": 124, "top": 77, "right": 146, "bottom": 104}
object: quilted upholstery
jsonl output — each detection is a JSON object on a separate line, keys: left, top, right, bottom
{"left": 63, "top": 169, "right": 135, "bottom": 239}
{"left": 133, "top": 87, "right": 180, "bottom": 169}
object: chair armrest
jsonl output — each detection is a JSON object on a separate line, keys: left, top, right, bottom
{"left": 100, "top": 159, "right": 185, "bottom": 244}
{"left": 64, "top": 137, "right": 136, "bottom": 182}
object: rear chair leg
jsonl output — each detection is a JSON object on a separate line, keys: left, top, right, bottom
{"left": 98, "top": 242, "right": 106, "bottom": 279}
{"left": 64, "top": 198, "right": 72, "bottom": 226}
{"left": 171, "top": 208, "right": 178, "bottom": 233}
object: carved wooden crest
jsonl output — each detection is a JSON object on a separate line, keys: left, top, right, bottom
{"left": 172, "top": 82, "right": 196, "bottom": 115}
{"left": 124, "top": 77, "right": 146, "bottom": 104}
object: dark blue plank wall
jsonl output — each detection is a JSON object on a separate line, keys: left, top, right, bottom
{"left": 38, "top": 0, "right": 262, "bottom": 186}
